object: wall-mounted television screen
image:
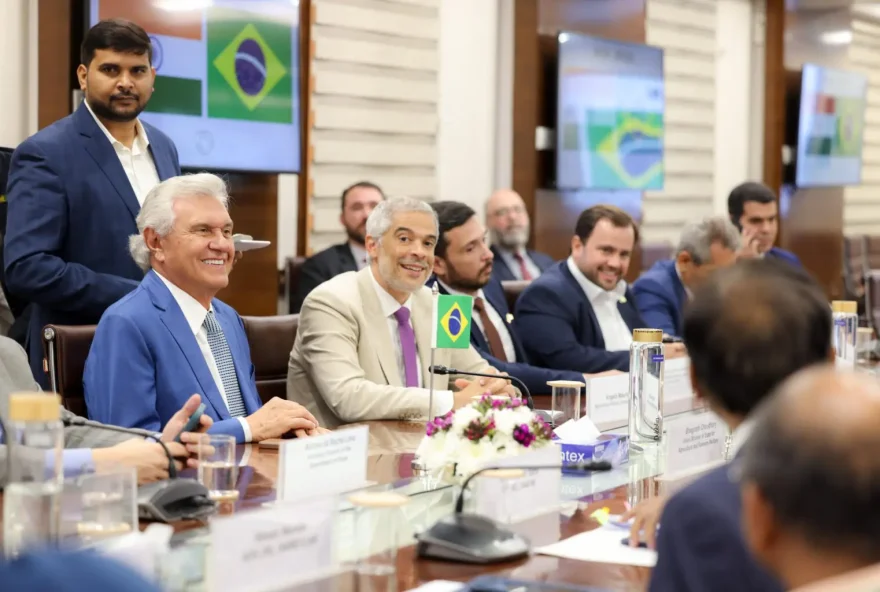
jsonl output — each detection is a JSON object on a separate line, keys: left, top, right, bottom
{"left": 796, "top": 63, "right": 867, "bottom": 187}
{"left": 556, "top": 32, "right": 665, "bottom": 191}
{"left": 89, "top": 0, "right": 301, "bottom": 174}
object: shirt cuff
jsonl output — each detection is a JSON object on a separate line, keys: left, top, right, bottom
{"left": 238, "top": 417, "right": 252, "bottom": 443}
{"left": 430, "top": 390, "right": 454, "bottom": 417}
{"left": 58, "top": 449, "right": 95, "bottom": 478}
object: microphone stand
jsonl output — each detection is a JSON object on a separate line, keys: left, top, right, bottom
{"left": 430, "top": 364, "right": 535, "bottom": 410}
{"left": 428, "top": 281, "right": 439, "bottom": 421}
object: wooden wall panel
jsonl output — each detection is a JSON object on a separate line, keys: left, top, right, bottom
{"left": 38, "top": 0, "right": 73, "bottom": 130}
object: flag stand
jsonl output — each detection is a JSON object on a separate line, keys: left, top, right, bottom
{"left": 412, "top": 282, "right": 440, "bottom": 475}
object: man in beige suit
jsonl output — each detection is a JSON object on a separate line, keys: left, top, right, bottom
{"left": 288, "top": 197, "right": 513, "bottom": 428}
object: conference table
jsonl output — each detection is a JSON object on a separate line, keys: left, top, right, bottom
{"left": 152, "top": 394, "right": 708, "bottom": 591}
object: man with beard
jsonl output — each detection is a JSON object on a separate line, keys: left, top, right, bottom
{"left": 3, "top": 19, "right": 180, "bottom": 385}
{"left": 290, "top": 181, "right": 385, "bottom": 313}
{"left": 728, "top": 182, "right": 801, "bottom": 266}
{"left": 514, "top": 205, "right": 685, "bottom": 373}
{"left": 288, "top": 197, "right": 514, "bottom": 428}
{"left": 430, "top": 201, "right": 602, "bottom": 394}
{"left": 486, "top": 189, "right": 555, "bottom": 282}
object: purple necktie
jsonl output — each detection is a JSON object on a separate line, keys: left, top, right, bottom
{"left": 393, "top": 307, "right": 420, "bottom": 387}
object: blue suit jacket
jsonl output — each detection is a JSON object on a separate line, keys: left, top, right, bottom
{"left": 432, "top": 276, "right": 586, "bottom": 395}
{"left": 512, "top": 261, "right": 645, "bottom": 373}
{"left": 3, "top": 102, "right": 180, "bottom": 385}
{"left": 83, "top": 271, "right": 262, "bottom": 442}
{"left": 631, "top": 260, "right": 688, "bottom": 338}
{"left": 649, "top": 463, "right": 783, "bottom": 592}
{"left": 490, "top": 246, "right": 555, "bottom": 282}
{"left": 0, "top": 549, "right": 161, "bottom": 592}
{"left": 765, "top": 246, "right": 801, "bottom": 267}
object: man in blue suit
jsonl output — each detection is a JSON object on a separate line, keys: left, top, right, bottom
{"left": 632, "top": 216, "right": 739, "bottom": 339}
{"left": 514, "top": 205, "right": 684, "bottom": 374}
{"left": 648, "top": 259, "right": 832, "bottom": 592}
{"left": 4, "top": 20, "right": 181, "bottom": 385}
{"left": 728, "top": 181, "right": 802, "bottom": 266}
{"left": 84, "top": 174, "right": 324, "bottom": 443}
{"left": 429, "top": 201, "right": 598, "bottom": 396}
{"left": 486, "top": 189, "right": 555, "bottom": 282}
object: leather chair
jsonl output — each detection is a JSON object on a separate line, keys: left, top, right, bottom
{"left": 284, "top": 256, "right": 307, "bottom": 314}
{"left": 241, "top": 314, "right": 299, "bottom": 405}
{"left": 41, "top": 324, "right": 96, "bottom": 417}
{"left": 501, "top": 280, "right": 531, "bottom": 314}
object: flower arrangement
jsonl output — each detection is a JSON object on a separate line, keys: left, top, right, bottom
{"left": 415, "top": 395, "right": 554, "bottom": 479}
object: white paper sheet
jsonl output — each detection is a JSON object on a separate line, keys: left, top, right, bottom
{"left": 535, "top": 525, "right": 658, "bottom": 567}
{"left": 405, "top": 582, "right": 464, "bottom": 592}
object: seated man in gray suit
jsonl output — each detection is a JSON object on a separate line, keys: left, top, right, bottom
{"left": 0, "top": 335, "right": 208, "bottom": 487}
{"left": 288, "top": 197, "right": 514, "bottom": 428}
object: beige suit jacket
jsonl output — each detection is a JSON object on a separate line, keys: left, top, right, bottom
{"left": 287, "top": 268, "right": 494, "bottom": 428}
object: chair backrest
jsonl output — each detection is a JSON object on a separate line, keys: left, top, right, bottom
{"left": 41, "top": 324, "right": 97, "bottom": 417}
{"left": 865, "top": 235, "right": 880, "bottom": 272}
{"left": 641, "top": 242, "right": 674, "bottom": 272}
{"left": 843, "top": 235, "right": 867, "bottom": 299}
{"left": 501, "top": 280, "right": 531, "bottom": 313}
{"left": 241, "top": 314, "right": 299, "bottom": 405}
{"left": 284, "top": 256, "right": 307, "bottom": 314}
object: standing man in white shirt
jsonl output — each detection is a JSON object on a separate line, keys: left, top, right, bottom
{"left": 486, "top": 189, "right": 555, "bottom": 282}
{"left": 4, "top": 19, "right": 181, "bottom": 386}
{"left": 514, "top": 205, "right": 684, "bottom": 373}
{"left": 84, "top": 173, "right": 323, "bottom": 443}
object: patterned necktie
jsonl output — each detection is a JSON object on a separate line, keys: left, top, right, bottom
{"left": 203, "top": 311, "right": 247, "bottom": 417}
{"left": 393, "top": 307, "right": 420, "bottom": 387}
{"left": 513, "top": 252, "right": 533, "bottom": 280}
{"left": 473, "top": 297, "right": 508, "bottom": 362}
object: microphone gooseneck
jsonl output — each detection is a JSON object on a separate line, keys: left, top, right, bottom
{"left": 430, "top": 364, "right": 535, "bottom": 410}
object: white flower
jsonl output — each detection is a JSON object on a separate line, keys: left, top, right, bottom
{"left": 416, "top": 431, "right": 449, "bottom": 470}
{"left": 454, "top": 438, "right": 498, "bottom": 478}
{"left": 451, "top": 405, "right": 482, "bottom": 432}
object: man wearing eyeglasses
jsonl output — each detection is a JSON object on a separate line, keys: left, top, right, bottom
{"left": 485, "top": 189, "right": 555, "bottom": 282}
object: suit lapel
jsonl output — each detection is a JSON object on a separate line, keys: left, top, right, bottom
{"left": 618, "top": 291, "right": 643, "bottom": 331}
{"left": 484, "top": 280, "right": 528, "bottom": 361}
{"left": 560, "top": 264, "right": 606, "bottom": 349}
{"left": 356, "top": 270, "right": 402, "bottom": 387}
{"left": 149, "top": 142, "right": 176, "bottom": 181}
{"left": 214, "top": 305, "right": 260, "bottom": 415}
{"left": 337, "top": 244, "right": 359, "bottom": 273}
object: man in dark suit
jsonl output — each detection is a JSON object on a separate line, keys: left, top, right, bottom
{"left": 291, "top": 181, "right": 385, "bottom": 312}
{"left": 648, "top": 259, "right": 832, "bottom": 592}
{"left": 429, "top": 201, "right": 596, "bottom": 396}
{"left": 631, "top": 216, "right": 739, "bottom": 338}
{"left": 514, "top": 205, "right": 683, "bottom": 374}
{"left": 486, "top": 189, "right": 554, "bottom": 282}
{"left": 728, "top": 181, "right": 801, "bottom": 266}
{"left": 3, "top": 20, "right": 181, "bottom": 385}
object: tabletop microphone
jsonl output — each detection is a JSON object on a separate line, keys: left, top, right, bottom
{"left": 62, "top": 417, "right": 178, "bottom": 479}
{"left": 430, "top": 365, "right": 535, "bottom": 410}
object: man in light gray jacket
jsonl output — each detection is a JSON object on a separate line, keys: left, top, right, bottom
{"left": 0, "top": 335, "right": 209, "bottom": 487}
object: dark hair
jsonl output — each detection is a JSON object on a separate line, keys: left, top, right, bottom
{"left": 431, "top": 201, "right": 477, "bottom": 259}
{"left": 727, "top": 182, "right": 776, "bottom": 228}
{"left": 81, "top": 19, "right": 152, "bottom": 67}
{"left": 682, "top": 259, "right": 831, "bottom": 416}
{"left": 340, "top": 181, "right": 385, "bottom": 211}
{"left": 741, "top": 374, "right": 880, "bottom": 563}
{"left": 574, "top": 205, "right": 639, "bottom": 245}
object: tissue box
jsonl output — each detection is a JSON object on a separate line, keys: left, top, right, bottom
{"left": 553, "top": 433, "right": 629, "bottom": 473}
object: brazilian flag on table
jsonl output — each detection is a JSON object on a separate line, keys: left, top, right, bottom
{"left": 431, "top": 294, "right": 473, "bottom": 349}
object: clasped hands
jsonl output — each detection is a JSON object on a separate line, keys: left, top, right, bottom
{"left": 451, "top": 368, "right": 517, "bottom": 408}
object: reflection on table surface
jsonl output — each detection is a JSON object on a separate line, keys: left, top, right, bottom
{"left": 158, "top": 398, "right": 710, "bottom": 591}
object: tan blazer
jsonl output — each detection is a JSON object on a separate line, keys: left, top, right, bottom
{"left": 287, "top": 268, "right": 494, "bottom": 428}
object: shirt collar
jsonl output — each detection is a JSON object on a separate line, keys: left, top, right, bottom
{"left": 368, "top": 267, "right": 413, "bottom": 318}
{"left": 349, "top": 242, "right": 368, "bottom": 265}
{"left": 566, "top": 256, "right": 626, "bottom": 304}
{"left": 436, "top": 278, "right": 484, "bottom": 302}
{"left": 729, "top": 416, "right": 755, "bottom": 458}
{"left": 84, "top": 98, "right": 150, "bottom": 153}
{"left": 155, "top": 271, "right": 213, "bottom": 335}
{"left": 674, "top": 262, "right": 693, "bottom": 299}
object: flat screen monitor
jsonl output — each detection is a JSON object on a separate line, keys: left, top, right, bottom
{"left": 556, "top": 32, "right": 665, "bottom": 191}
{"left": 796, "top": 63, "right": 867, "bottom": 187}
{"left": 89, "top": 0, "right": 301, "bottom": 173}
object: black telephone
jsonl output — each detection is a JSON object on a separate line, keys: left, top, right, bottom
{"left": 137, "top": 479, "right": 217, "bottom": 523}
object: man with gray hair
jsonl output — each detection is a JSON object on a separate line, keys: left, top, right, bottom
{"left": 631, "top": 215, "right": 739, "bottom": 338}
{"left": 288, "top": 197, "right": 514, "bottom": 428}
{"left": 85, "top": 173, "right": 324, "bottom": 443}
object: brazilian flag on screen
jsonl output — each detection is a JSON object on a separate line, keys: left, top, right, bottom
{"left": 431, "top": 294, "right": 473, "bottom": 349}
{"left": 206, "top": 7, "right": 293, "bottom": 124}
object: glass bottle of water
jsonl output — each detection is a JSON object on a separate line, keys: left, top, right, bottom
{"left": 628, "top": 329, "right": 665, "bottom": 449}
{"left": 3, "top": 392, "right": 64, "bottom": 558}
{"left": 831, "top": 300, "right": 858, "bottom": 369}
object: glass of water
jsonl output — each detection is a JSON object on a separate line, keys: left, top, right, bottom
{"left": 348, "top": 491, "right": 410, "bottom": 592}
{"left": 59, "top": 464, "right": 137, "bottom": 549}
{"left": 198, "top": 434, "right": 239, "bottom": 502}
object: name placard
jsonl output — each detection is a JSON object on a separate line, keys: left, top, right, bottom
{"left": 209, "top": 498, "right": 336, "bottom": 592}
{"left": 278, "top": 425, "right": 369, "bottom": 502}
{"left": 664, "top": 358, "right": 695, "bottom": 402}
{"left": 664, "top": 410, "right": 727, "bottom": 477}
{"left": 586, "top": 374, "right": 630, "bottom": 428}
{"left": 473, "top": 445, "right": 561, "bottom": 523}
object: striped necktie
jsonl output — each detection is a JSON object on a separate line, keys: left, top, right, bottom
{"left": 203, "top": 311, "right": 247, "bottom": 417}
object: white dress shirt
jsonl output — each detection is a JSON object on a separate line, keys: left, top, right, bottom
{"left": 350, "top": 242, "right": 369, "bottom": 271}
{"left": 84, "top": 99, "right": 161, "bottom": 206}
{"left": 495, "top": 247, "right": 542, "bottom": 280}
{"left": 566, "top": 257, "right": 633, "bottom": 351}
{"left": 436, "top": 280, "right": 517, "bottom": 362}
{"left": 368, "top": 270, "right": 454, "bottom": 415}
{"left": 156, "top": 273, "right": 252, "bottom": 441}
{"left": 727, "top": 416, "right": 754, "bottom": 459}
{"left": 674, "top": 262, "right": 693, "bottom": 299}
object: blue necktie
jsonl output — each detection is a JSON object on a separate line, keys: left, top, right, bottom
{"left": 203, "top": 311, "right": 247, "bottom": 417}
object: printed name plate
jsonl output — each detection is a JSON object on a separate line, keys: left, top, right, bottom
{"left": 664, "top": 410, "right": 727, "bottom": 477}
{"left": 474, "top": 445, "right": 561, "bottom": 523}
{"left": 278, "top": 425, "right": 369, "bottom": 502}
{"left": 587, "top": 373, "right": 630, "bottom": 428}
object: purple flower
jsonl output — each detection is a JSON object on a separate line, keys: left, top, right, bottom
{"left": 464, "top": 417, "right": 496, "bottom": 442}
{"left": 513, "top": 423, "right": 536, "bottom": 447}
{"left": 425, "top": 410, "right": 455, "bottom": 437}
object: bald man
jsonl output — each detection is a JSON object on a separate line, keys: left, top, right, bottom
{"left": 741, "top": 367, "right": 880, "bottom": 592}
{"left": 485, "top": 189, "right": 555, "bottom": 282}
